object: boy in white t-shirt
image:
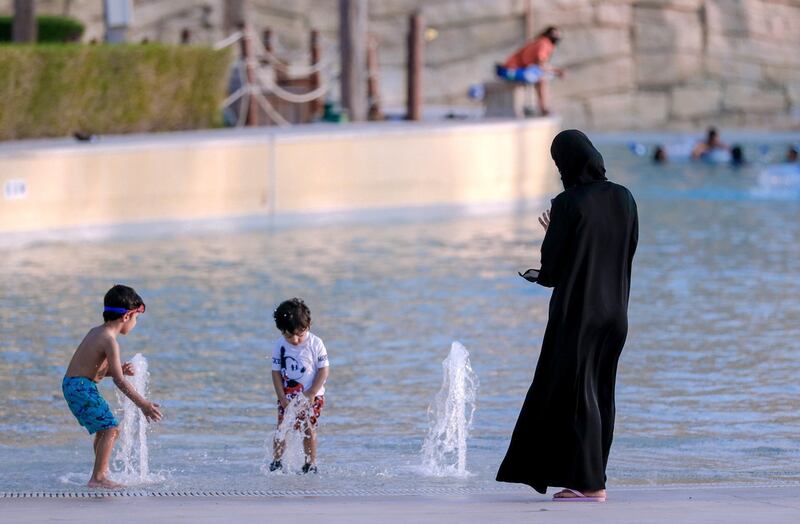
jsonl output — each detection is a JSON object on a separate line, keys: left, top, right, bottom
{"left": 268, "top": 298, "right": 330, "bottom": 474}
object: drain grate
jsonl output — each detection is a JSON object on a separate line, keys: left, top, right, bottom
{"left": 2, "top": 482, "right": 797, "bottom": 499}
{"left": 0, "top": 485, "right": 529, "bottom": 499}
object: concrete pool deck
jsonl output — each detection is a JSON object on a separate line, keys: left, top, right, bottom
{"left": 2, "top": 485, "right": 799, "bottom": 523}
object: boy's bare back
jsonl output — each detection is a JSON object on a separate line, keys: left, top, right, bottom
{"left": 65, "top": 325, "right": 118, "bottom": 382}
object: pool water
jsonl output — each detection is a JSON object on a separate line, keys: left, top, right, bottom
{"left": 1, "top": 142, "right": 799, "bottom": 492}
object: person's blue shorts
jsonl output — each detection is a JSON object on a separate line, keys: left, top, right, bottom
{"left": 62, "top": 376, "right": 118, "bottom": 435}
{"left": 496, "top": 64, "right": 544, "bottom": 84}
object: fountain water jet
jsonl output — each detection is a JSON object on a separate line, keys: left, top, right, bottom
{"left": 264, "top": 396, "right": 311, "bottom": 474}
{"left": 113, "top": 353, "right": 159, "bottom": 484}
{"left": 420, "top": 341, "right": 479, "bottom": 477}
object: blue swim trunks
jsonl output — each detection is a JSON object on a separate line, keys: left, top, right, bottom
{"left": 496, "top": 64, "right": 544, "bottom": 84}
{"left": 62, "top": 376, "right": 119, "bottom": 435}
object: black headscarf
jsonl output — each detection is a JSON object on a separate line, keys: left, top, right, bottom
{"left": 550, "top": 129, "right": 607, "bottom": 189}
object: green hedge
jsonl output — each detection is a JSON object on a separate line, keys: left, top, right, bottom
{"left": 0, "top": 44, "right": 232, "bottom": 140}
{"left": 0, "top": 15, "right": 84, "bottom": 42}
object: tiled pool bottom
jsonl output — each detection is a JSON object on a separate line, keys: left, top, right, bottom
{"left": 1, "top": 143, "right": 799, "bottom": 492}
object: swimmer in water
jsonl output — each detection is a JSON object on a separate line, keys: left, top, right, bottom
{"left": 653, "top": 145, "right": 668, "bottom": 164}
{"left": 786, "top": 146, "right": 798, "bottom": 163}
{"left": 691, "top": 127, "right": 729, "bottom": 160}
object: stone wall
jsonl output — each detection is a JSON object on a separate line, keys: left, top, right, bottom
{"left": 2, "top": 0, "right": 799, "bottom": 130}
{"left": 0, "top": 119, "right": 561, "bottom": 234}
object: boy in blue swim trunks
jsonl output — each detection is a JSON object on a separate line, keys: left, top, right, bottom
{"left": 496, "top": 26, "right": 565, "bottom": 116}
{"left": 62, "top": 284, "right": 162, "bottom": 488}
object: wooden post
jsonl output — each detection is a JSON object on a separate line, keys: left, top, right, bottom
{"left": 263, "top": 28, "right": 289, "bottom": 86}
{"left": 262, "top": 29, "right": 274, "bottom": 55}
{"left": 309, "top": 29, "right": 323, "bottom": 119}
{"left": 406, "top": 11, "right": 424, "bottom": 121}
{"left": 367, "top": 34, "right": 384, "bottom": 121}
{"left": 524, "top": 0, "right": 535, "bottom": 40}
{"left": 240, "top": 24, "right": 259, "bottom": 126}
{"left": 339, "top": 0, "right": 368, "bottom": 122}
{"left": 13, "top": 0, "right": 37, "bottom": 43}
{"left": 522, "top": 0, "right": 536, "bottom": 112}
{"left": 262, "top": 28, "right": 273, "bottom": 68}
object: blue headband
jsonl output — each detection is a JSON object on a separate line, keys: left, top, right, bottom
{"left": 104, "top": 307, "right": 129, "bottom": 314}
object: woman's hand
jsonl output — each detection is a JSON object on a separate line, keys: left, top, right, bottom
{"left": 122, "top": 362, "right": 135, "bottom": 376}
{"left": 538, "top": 209, "right": 551, "bottom": 232}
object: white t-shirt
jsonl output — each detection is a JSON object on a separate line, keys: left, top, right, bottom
{"left": 270, "top": 332, "right": 329, "bottom": 396}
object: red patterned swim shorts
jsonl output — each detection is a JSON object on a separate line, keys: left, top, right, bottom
{"left": 277, "top": 393, "right": 324, "bottom": 430}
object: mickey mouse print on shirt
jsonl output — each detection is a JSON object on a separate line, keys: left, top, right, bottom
{"left": 271, "top": 332, "right": 329, "bottom": 396}
{"left": 279, "top": 346, "right": 306, "bottom": 394}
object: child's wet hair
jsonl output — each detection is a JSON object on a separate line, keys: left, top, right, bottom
{"left": 274, "top": 298, "right": 312, "bottom": 334}
{"left": 103, "top": 284, "right": 144, "bottom": 322}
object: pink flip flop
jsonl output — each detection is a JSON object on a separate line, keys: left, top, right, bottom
{"left": 552, "top": 488, "right": 606, "bottom": 502}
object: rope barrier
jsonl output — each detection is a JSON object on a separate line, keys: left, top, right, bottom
{"left": 221, "top": 85, "right": 248, "bottom": 109}
{"left": 253, "top": 65, "right": 330, "bottom": 104}
{"left": 252, "top": 91, "right": 291, "bottom": 127}
{"left": 251, "top": 34, "right": 335, "bottom": 77}
{"left": 213, "top": 30, "right": 243, "bottom": 50}
{"left": 269, "top": 31, "right": 338, "bottom": 64}
{"left": 214, "top": 29, "right": 335, "bottom": 126}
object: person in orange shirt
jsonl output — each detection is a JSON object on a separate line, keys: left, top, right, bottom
{"left": 496, "top": 26, "right": 565, "bottom": 116}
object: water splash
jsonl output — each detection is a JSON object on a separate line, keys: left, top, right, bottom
{"left": 113, "top": 353, "right": 161, "bottom": 484}
{"left": 420, "top": 341, "right": 479, "bottom": 477}
{"left": 752, "top": 164, "right": 800, "bottom": 200}
{"left": 264, "top": 396, "right": 310, "bottom": 474}
{"left": 58, "top": 472, "right": 88, "bottom": 486}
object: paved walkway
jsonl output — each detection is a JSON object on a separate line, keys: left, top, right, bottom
{"left": 1, "top": 485, "right": 799, "bottom": 523}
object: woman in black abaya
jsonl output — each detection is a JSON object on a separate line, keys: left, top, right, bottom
{"left": 496, "top": 130, "right": 638, "bottom": 501}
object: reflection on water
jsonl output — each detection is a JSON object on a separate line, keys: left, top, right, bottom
{"left": 1, "top": 144, "right": 799, "bottom": 491}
